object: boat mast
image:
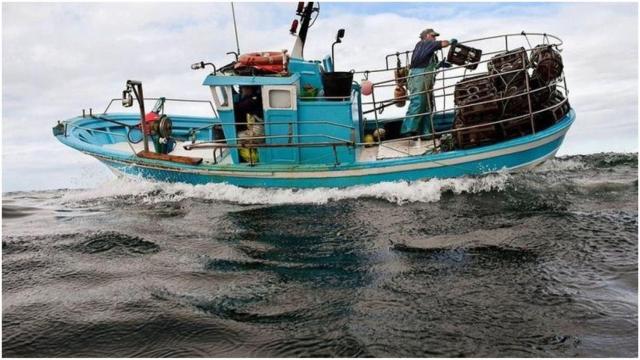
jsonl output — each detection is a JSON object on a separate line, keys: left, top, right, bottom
{"left": 230, "top": 2, "right": 241, "bottom": 55}
{"left": 291, "top": 2, "right": 316, "bottom": 59}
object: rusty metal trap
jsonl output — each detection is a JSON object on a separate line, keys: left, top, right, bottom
{"left": 447, "top": 43, "right": 483, "bottom": 70}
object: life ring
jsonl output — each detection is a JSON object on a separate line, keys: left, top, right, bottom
{"left": 238, "top": 51, "right": 285, "bottom": 66}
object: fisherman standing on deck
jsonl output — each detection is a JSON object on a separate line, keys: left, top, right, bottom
{"left": 401, "top": 29, "right": 457, "bottom": 139}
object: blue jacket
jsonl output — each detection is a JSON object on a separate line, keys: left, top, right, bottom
{"left": 410, "top": 40, "right": 442, "bottom": 69}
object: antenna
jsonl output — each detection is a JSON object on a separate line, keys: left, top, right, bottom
{"left": 231, "top": 2, "right": 241, "bottom": 55}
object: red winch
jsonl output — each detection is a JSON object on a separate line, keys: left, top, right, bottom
{"left": 141, "top": 97, "right": 172, "bottom": 139}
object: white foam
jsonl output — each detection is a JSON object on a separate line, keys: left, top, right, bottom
{"left": 533, "top": 158, "right": 585, "bottom": 172}
{"left": 59, "top": 172, "right": 510, "bottom": 206}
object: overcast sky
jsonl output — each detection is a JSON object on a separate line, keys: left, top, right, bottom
{"left": 2, "top": 2, "right": 638, "bottom": 192}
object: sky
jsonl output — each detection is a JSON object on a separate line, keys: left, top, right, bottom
{"left": 2, "top": 2, "right": 638, "bottom": 192}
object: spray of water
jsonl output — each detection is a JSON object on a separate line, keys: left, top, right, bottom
{"left": 60, "top": 172, "right": 512, "bottom": 206}
{"left": 530, "top": 158, "right": 585, "bottom": 172}
{"left": 57, "top": 156, "right": 594, "bottom": 206}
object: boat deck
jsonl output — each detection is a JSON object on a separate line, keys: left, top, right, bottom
{"left": 104, "top": 138, "right": 439, "bottom": 166}
{"left": 358, "top": 138, "right": 438, "bottom": 162}
{"left": 103, "top": 141, "right": 233, "bottom": 165}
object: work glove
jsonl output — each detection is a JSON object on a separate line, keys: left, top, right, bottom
{"left": 437, "top": 60, "right": 452, "bottom": 69}
{"left": 450, "top": 38, "right": 458, "bottom": 46}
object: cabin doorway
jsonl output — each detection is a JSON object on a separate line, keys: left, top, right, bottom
{"left": 233, "top": 85, "right": 264, "bottom": 163}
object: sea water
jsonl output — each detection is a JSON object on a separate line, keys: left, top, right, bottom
{"left": 2, "top": 153, "right": 637, "bottom": 357}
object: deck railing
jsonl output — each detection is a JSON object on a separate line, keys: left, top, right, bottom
{"left": 355, "top": 32, "right": 562, "bottom": 73}
{"left": 184, "top": 119, "right": 357, "bottom": 165}
{"left": 102, "top": 97, "right": 218, "bottom": 117}
{"left": 65, "top": 96, "right": 217, "bottom": 157}
{"left": 65, "top": 33, "right": 569, "bottom": 164}
{"left": 355, "top": 32, "right": 568, "bottom": 153}
{"left": 184, "top": 133, "right": 354, "bottom": 165}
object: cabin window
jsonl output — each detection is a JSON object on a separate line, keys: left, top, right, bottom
{"left": 210, "top": 86, "right": 232, "bottom": 110}
{"left": 262, "top": 85, "right": 297, "bottom": 110}
{"left": 269, "top": 90, "right": 292, "bottom": 109}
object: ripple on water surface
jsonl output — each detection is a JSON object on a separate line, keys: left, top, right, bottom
{"left": 2, "top": 153, "right": 638, "bottom": 357}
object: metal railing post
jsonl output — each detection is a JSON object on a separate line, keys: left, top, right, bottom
{"left": 439, "top": 49, "right": 446, "bottom": 129}
{"left": 427, "top": 70, "right": 437, "bottom": 149}
{"left": 370, "top": 84, "right": 382, "bottom": 145}
{"left": 522, "top": 52, "right": 536, "bottom": 134}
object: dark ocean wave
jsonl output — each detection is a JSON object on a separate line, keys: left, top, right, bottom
{"left": 2, "top": 153, "right": 637, "bottom": 357}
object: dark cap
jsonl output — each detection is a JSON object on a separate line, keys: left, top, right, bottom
{"left": 420, "top": 28, "right": 440, "bottom": 38}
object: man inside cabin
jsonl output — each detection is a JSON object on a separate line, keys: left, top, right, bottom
{"left": 401, "top": 28, "right": 457, "bottom": 139}
{"left": 234, "top": 86, "right": 264, "bottom": 131}
{"left": 234, "top": 86, "right": 265, "bottom": 162}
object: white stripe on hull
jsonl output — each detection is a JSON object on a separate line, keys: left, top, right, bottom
{"left": 503, "top": 146, "right": 559, "bottom": 171}
{"left": 96, "top": 127, "right": 568, "bottom": 180}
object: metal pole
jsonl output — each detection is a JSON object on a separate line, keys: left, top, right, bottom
{"left": 428, "top": 92, "right": 437, "bottom": 150}
{"left": 128, "top": 80, "right": 149, "bottom": 153}
{"left": 370, "top": 85, "right": 382, "bottom": 145}
{"left": 522, "top": 52, "right": 535, "bottom": 134}
{"left": 231, "top": 2, "right": 241, "bottom": 56}
{"left": 137, "top": 86, "right": 149, "bottom": 152}
{"left": 439, "top": 49, "right": 446, "bottom": 129}
{"left": 521, "top": 31, "right": 533, "bottom": 51}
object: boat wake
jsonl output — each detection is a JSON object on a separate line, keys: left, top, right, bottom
{"left": 59, "top": 172, "right": 511, "bottom": 206}
{"left": 30, "top": 153, "right": 633, "bottom": 207}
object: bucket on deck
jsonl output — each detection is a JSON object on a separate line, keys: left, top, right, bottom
{"left": 321, "top": 71, "right": 353, "bottom": 99}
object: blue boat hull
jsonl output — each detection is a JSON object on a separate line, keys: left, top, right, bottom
{"left": 60, "top": 110, "right": 574, "bottom": 188}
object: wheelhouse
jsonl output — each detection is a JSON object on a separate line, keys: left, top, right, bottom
{"left": 203, "top": 57, "right": 362, "bottom": 166}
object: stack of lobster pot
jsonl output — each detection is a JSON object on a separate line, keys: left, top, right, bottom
{"left": 452, "top": 74, "right": 501, "bottom": 148}
{"left": 452, "top": 44, "right": 568, "bottom": 149}
{"left": 534, "top": 90, "right": 571, "bottom": 130}
{"left": 529, "top": 44, "right": 568, "bottom": 129}
{"left": 487, "top": 47, "right": 535, "bottom": 140}
{"left": 529, "top": 73, "right": 554, "bottom": 108}
{"left": 488, "top": 47, "right": 529, "bottom": 90}
{"left": 530, "top": 44, "right": 564, "bottom": 84}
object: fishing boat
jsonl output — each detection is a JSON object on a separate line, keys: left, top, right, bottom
{"left": 53, "top": 3, "right": 574, "bottom": 188}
